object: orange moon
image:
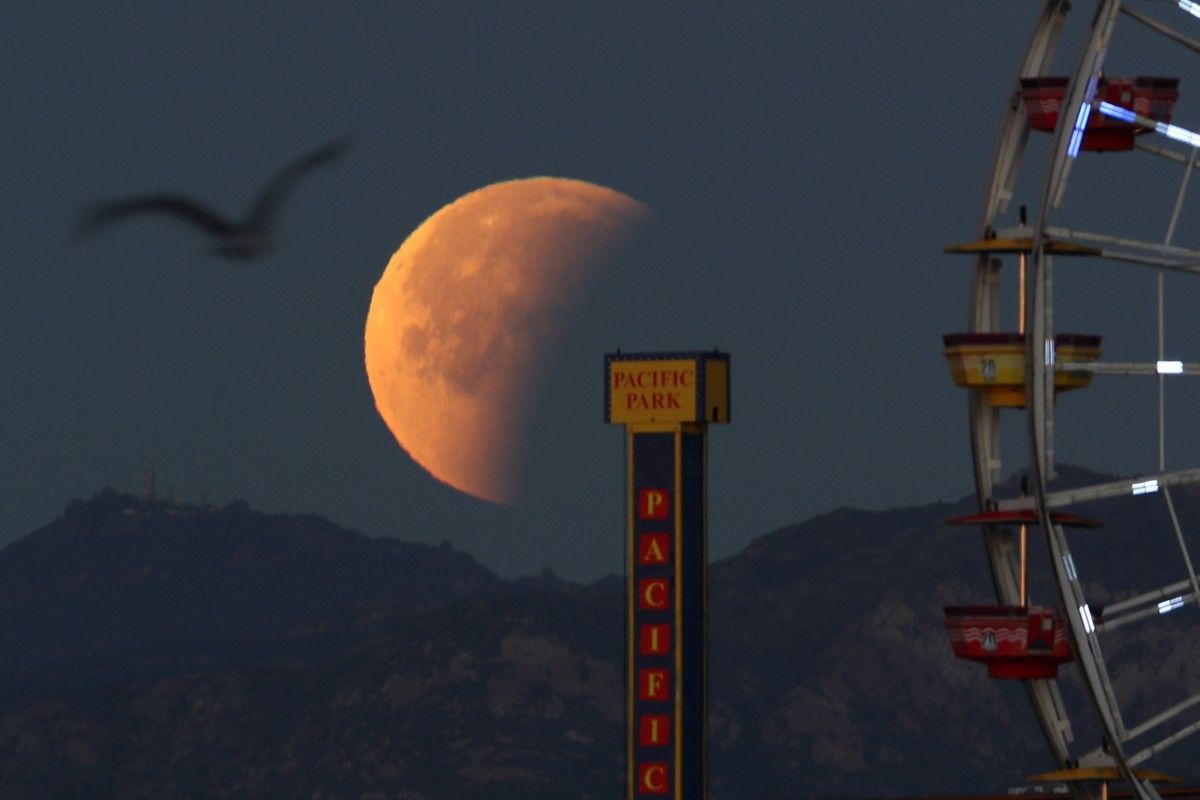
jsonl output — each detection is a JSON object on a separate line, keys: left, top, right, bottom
{"left": 364, "top": 177, "right": 650, "bottom": 503}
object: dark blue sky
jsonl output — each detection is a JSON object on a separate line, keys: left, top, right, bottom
{"left": 5, "top": 3, "right": 1199, "bottom": 579}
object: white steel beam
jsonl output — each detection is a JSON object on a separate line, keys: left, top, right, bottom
{"left": 1057, "top": 361, "right": 1200, "bottom": 375}
{"left": 1046, "top": 224, "right": 1200, "bottom": 257}
{"left": 1103, "top": 578, "right": 1196, "bottom": 616}
{"left": 1125, "top": 695, "right": 1200, "bottom": 744}
{"left": 1129, "top": 715, "right": 1200, "bottom": 765}
{"left": 1135, "top": 138, "right": 1194, "bottom": 165}
{"left": 1099, "top": 591, "right": 1196, "bottom": 632}
{"left": 1043, "top": 225, "right": 1200, "bottom": 259}
{"left": 1091, "top": 250, "right": 1200, "bottom": 273}
{"left": 1121, "top": 4, "right": 1200, "bottom": 54}
{"left": 996, "top": 468, "right": 1200, "bottom": 510}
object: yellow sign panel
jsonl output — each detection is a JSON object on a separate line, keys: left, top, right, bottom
{"left": 605, "top": 352, "right": 730, "bottom": 425}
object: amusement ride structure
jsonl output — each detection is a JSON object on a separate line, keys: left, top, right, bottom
{"left": 941, "top": 2, "right": 1200, "bottom": 799}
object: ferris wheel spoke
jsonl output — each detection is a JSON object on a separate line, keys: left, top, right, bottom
{"left": 1121, "top": 695, "right": 1200, "bottom": 747}
{"left": 1121, "top": 4, "right": 1200, "bottom": 53}
{"left": 1085, "top": 249, "right": 1200, "bottom": 273}
{"left": 1010, "top": 229, "right": 1200, "bottom": 277}
{"left": 1101, "top": 577, "right": 1197, "bottom": 618}
{"left": 1134, "top": 138, "right": 1198, "bottom": 166}
{"left": 1041, "top": 226, "right": 1200, "bottom": 260}
{"left": 1128, "top": 711, "right": 1200, "bottom": 766}
{"left": 1160, "top": 486, "right": 1200, "bottom": 603}
{"left": 1097, "top": 569, "right": 1198, "bottom": 632}
{"left": 1099, "top": 597, "right": 1198, "bottom": 632}
{"left": 1057, "top": 360, "right": 1200, "bottom": 375}
{"left": 996, "top": 467, "right": 1200, "bottom": 509}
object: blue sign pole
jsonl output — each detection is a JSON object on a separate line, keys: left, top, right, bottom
{"left": 626, "top": 423, "right": 707, "bottom": 799}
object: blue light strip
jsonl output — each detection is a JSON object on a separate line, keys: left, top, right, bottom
{"left": 1180, "top": 0, "right": 1200, "bottom": 20}
{"left": 1094, "top": 100, "right": 1200, "bottom": 150}
{"left": 1097, "top": 101, "right": 1136, "bottom": 123}
{"left": 1065, "top": 73, "right": 1103, "bottom": 160}
{"left": 1067, "top": 102, "right": 1093, "bottom": 159}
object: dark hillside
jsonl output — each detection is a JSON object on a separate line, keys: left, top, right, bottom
{"left": 1, "top": 477, "right": 1196, "bottom": 798}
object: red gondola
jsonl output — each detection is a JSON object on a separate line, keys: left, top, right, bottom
{"left": 1020, "top": 76, "right": 1179, "bottom": 151}
{"left": 944, "top": 605, "right": 1072, "bottom": 679}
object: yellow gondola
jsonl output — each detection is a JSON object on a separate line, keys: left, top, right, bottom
{"left": 942, "top": 332, "right": 1101, "bottom": 408}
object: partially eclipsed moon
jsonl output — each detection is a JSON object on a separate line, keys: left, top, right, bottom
{"left": 364, "top": 177, "right": 650, "bottom": 503}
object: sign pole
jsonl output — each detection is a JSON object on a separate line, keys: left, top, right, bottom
{"left": 605, "top": 351, "right": 729, "bottom": 800}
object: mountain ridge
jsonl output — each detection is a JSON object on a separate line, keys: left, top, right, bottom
{"left": 2, "top": 475, "right": 1197, "bottom": 799}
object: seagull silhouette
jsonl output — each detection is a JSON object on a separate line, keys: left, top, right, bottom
{"left": 77, "top": 137, "right": 350, "bottom": 259}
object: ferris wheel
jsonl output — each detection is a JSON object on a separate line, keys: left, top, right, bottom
{"left": 942, "top": 3, "right": 1200, "bottom": 799}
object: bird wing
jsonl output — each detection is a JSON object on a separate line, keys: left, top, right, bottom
{"left": 76, "top": 195, "right": 239, "bottom": 240}
{"left": 244, "top": 136, "right": 351, "bottom": 231}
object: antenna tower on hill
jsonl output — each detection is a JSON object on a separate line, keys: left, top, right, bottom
{"left": 140, "top": 453, "right": 157, "bottom": 503}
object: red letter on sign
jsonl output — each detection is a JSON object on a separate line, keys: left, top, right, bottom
{"left": 639, "top": 623, "right": 671, "bottom": 655}
{"left": 639, "top": 669, "right": 670, "bottom": 701}
{"left": 639, "top": 578, "right": 671, "bottom": 610}
{"left": 638, "top": 533, "right": 670, "bottom": 565}
{"left": 639, "top": 763, "right": 669, "bottom": 794}
{"left": 638, "top": 489, "right": 669, "bottom": 519}
{"left": 639, "top": 714, "right": 671, "bottom": 746}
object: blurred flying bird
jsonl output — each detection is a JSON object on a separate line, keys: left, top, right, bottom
{"left": 76, "top": 137, "right": 351, "bottom": 259}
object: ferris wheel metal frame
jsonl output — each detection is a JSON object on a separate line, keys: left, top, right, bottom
{"left": 960, "top": 3, "right": 1200, "bottom": 799}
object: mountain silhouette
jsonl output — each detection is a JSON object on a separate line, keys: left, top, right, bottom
{"left": 0, "top": 489, "right": 499, "bottom": 688}
{"left": 1, "top": 475, "right": 1197, "bottom": 799}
